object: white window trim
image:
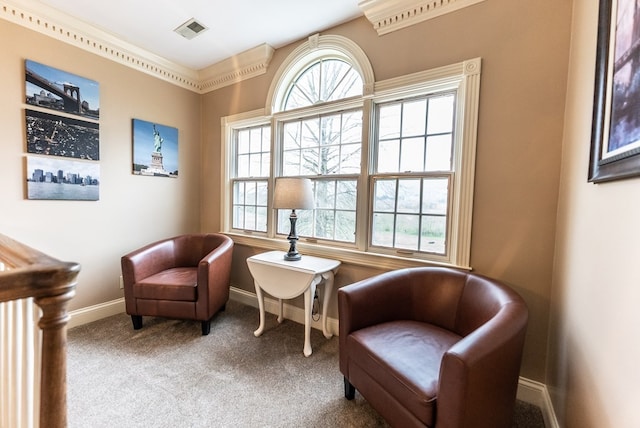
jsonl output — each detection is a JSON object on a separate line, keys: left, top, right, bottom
{"left": 221, "top": 54, "right": 481, "bottom": 271}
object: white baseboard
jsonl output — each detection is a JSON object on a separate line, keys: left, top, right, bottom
{"left": 517, "top": 377, "right": 560, "bottom": 428}
{"left": 65, "top": 288, "right": 560, "bottom": 428}
{"left": 67, "top": 297, "right": 125, "bottom": 329}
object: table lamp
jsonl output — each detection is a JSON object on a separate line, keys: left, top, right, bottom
{"left": 273, "top": 177, "right": 314, "bottom": 261}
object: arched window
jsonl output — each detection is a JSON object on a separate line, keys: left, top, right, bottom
{"left": 224, "top": 34, "right": 480, "bottom": 269}
{"left": 282, "top": 58, "right": 362, "bottom": 110}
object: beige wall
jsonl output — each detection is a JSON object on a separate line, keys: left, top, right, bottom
{"left": 0, "top": 19, "right": 201, "bottom": 311}
{"left": 550, "top": 1, "right": 640, "bottom": 426}
{"left": 202, "top": 0, "right": 573, "bottom": 383}
{"left": 2, "top": 0, "right": 591, "bottom": 401}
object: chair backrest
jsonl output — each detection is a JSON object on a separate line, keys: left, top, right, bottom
{"left": 455, "top": 272, "right": 525, "bottom": 337}
{"left": 172, "top": 234, "right": 231, "bottom": 267}
{"left": 375, "top": 267, "right": 524, "bottom": 338}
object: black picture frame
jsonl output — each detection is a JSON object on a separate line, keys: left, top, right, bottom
{"left": 590, "top": 0, "right": 640, "bottom": 183}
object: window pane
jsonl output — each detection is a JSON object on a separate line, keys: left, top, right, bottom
{"left": 395, "top": 214, "right": 420, "bottom": 250}
{"left": 322, "top": 145, "right": 340, "bottom": 174}
{"left": 340, "top": 143, "right": 361, "bottom": 174}
{"left": 336, "top": 181, "right": 357, "bottom": 210}
{"left": 257, "top": 181, "right": 268, "bottom": 206}
{"left": 283, "top": 59, "right": 363, "bottom": 110}
{"left": 237, "top": 154, "right": 249, "bottom": 178}
{"left": 373, "top": 179, "right": 396, "bottom": 212}
{"left": 420, "top": 215, "right": 446, "bottom": 254}
{"left": 425, "top": 135, "right": 452, "bottom": 171}
{"left": 400, "top": 137, "right": 425, "bottom": 172}
{"left": 329, "top": 68, "right": 362, "bottom": 101}
{"left": 245, "top": 182, "right": 256, "bottom": 205}
{"left": 301, "top": 148, "right": 318, "bottom": 175}
{"left": 283, "top": 150, "right": 301, "bottom": 176}
{"left": 245, "top": 206, "right": 256, "bottom": 230}
{"left": 261, "top": 152, "right": 271, "bottom": 176}
{"left": 256, "top": 207, "right": 267, "bottom": 232}
{"left": 422, "top": 178, "right": 448, "bottom": 215}
{"left": 427, "top": 94, "right": 455, "bottom": 135}
{"left": 379, "top": 104, "right": 401, "bottom": 140}
{"left": 315, "top": 210, "right": 335, "bottom": 239}
{"left": 283, "top": 122, "right": 300, "bottom": 150}
{"left": 233, "top": 206, "right": 244, "bottom": 229}
{"left": 316, "top": 180, "right": 335, "bottom": 209}
{"left": 234, "top": 181, "right": 245, "bottom": 204}
{"left": 249, "top": 128, "right": 262, "bottom": 153}
{"left": 237, "top": 131, "right": 250, "bottom": 154}
{"left": 397, "top": 179, "right": 421, "bottom": 213}
{"left": 262, "top": 127, "right": 271, "bottom": 151}
{"left": 335, "top": 211, "right": 356, "bottom": 242}
{"left": 249, "top": 153, "right": 261, "bottom": 177}
{"left": 302, "top": 119, "right": 319, "bottom": 148}
{"left": 402, "top": 99, "right": 427, "bottom": 137}
{"left": 372, "top": 213, "right": 394, "bottom": 247}
{"left": 377, "top": 140, "right": 400, "bottom": 173}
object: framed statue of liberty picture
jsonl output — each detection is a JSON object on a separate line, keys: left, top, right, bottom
{"left": 132, "top": 118, "right": 178, "bottom": 178}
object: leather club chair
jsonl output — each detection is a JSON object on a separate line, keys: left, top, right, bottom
{"left": 121, "top": 233, "right": 233, "bottom": 335}
{"left": 339, "top": 267, "right": 528, "bottom": 428}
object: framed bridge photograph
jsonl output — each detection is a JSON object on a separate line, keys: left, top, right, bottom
{"left": 25, "top": 59, "right": 100, "bottom": 120}
{"left": 590, "top": 0, "right": 640, "bottom": 182}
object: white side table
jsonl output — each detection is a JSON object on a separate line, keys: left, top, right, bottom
{"left": 246, "top": 250, "right": 341, "bottom": 357}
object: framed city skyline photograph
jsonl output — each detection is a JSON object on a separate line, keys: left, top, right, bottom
{"left": 25, "top": 109, "right": 100, "bottom": 161}
{"left": 590, "top": 0, "right": 640, "bottom": 182}
{"left": 26, "top": 155, "right": 100, "bottom": 201}
{"left": 132, "top": 118, "right": 178, "bottom": 178}
{"left": 25, "top": 59, "right": 100, "bottom": 120}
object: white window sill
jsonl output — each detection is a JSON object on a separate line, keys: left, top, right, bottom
{"left": 224, "top": 232, "right": 471, "bottom": 272}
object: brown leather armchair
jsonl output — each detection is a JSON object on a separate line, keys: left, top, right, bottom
{"left": 339, "top": 267, "right": 528, "bottom": 428}
{"left": 121, "top": 233, "right": 233, "bottom": 335}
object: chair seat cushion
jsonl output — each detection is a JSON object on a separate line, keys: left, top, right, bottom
{"left": 347, "top": 320, "right": 462, "bottom": 426}
{"left": 133, "top": 267, "right": 197, "bottom": 302}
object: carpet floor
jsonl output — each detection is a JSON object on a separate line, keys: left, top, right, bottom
{"left": 67, "top": 300, "right": 544, "bottom": 428}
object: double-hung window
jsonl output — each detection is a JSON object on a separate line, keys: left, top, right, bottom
{"left": 231, "top": 124, "right": 270, "bottom": 232}
{"left": 224, "top": 35, "right": 480, "bottom": 269}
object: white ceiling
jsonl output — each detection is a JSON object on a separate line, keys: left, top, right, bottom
{"left": 35, "top": 0, "right": 364, "bottom": 70}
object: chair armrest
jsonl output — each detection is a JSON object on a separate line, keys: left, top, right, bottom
{"left": 195, "top": 235, "right": 234, "bottom": 319}
{"left": 437, "top": 302, "right": 528, "bottom": 427}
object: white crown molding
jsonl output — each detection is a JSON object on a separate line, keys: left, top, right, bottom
{"left": 199, "top": 44, "right": 274, "bottom": 93}
{"left": 358, "top": 0, "right": 486, "bottom": 35}
{"left": 0, "top": 0, "right": 273, "bottom": 94}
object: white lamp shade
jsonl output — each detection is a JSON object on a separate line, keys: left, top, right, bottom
{"left": 273, "top": 178, "right": 314, "bottom": 210}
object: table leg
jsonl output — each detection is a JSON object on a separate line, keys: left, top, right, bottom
{"left": 321, "top": 271, "right": 334, "bottom": 339}
{"left": 253, "top": 281, "right": 265, "bottom": 337}
{"left": 303, "top": 283, "right": 316, "bottom": 357}
{"left": 277, "top": 298, "right": 284, "bottom": 323}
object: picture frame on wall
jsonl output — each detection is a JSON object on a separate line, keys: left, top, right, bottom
{"left": 26, "top": 155, "right": 100, "bottom": 201}
{"left": 25, "top": 59, "right": 100, "bottom": 120}
{"left": 590, "top": 0, "right": 640, "bottom": 182}
{"left": 25, "top": 109, "right": 99, "bottom": 160}
{"left": 132, "top": 119, "right": 179, "bottom": 178}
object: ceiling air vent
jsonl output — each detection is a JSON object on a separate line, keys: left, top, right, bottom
{"left": 174, "top": 18, "right": 208, "bottom": 40}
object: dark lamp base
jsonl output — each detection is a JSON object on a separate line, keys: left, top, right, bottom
{"left": 284, "top": 251, "right": 302, "bottom": 261}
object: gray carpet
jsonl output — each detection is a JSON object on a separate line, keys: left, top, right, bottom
{"left": 67, "top": 300, "right": 544, "bottom": 428}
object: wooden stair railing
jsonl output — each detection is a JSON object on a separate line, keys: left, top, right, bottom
{"left": 0, "top": 233, "right": 79, "bottom": 428}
